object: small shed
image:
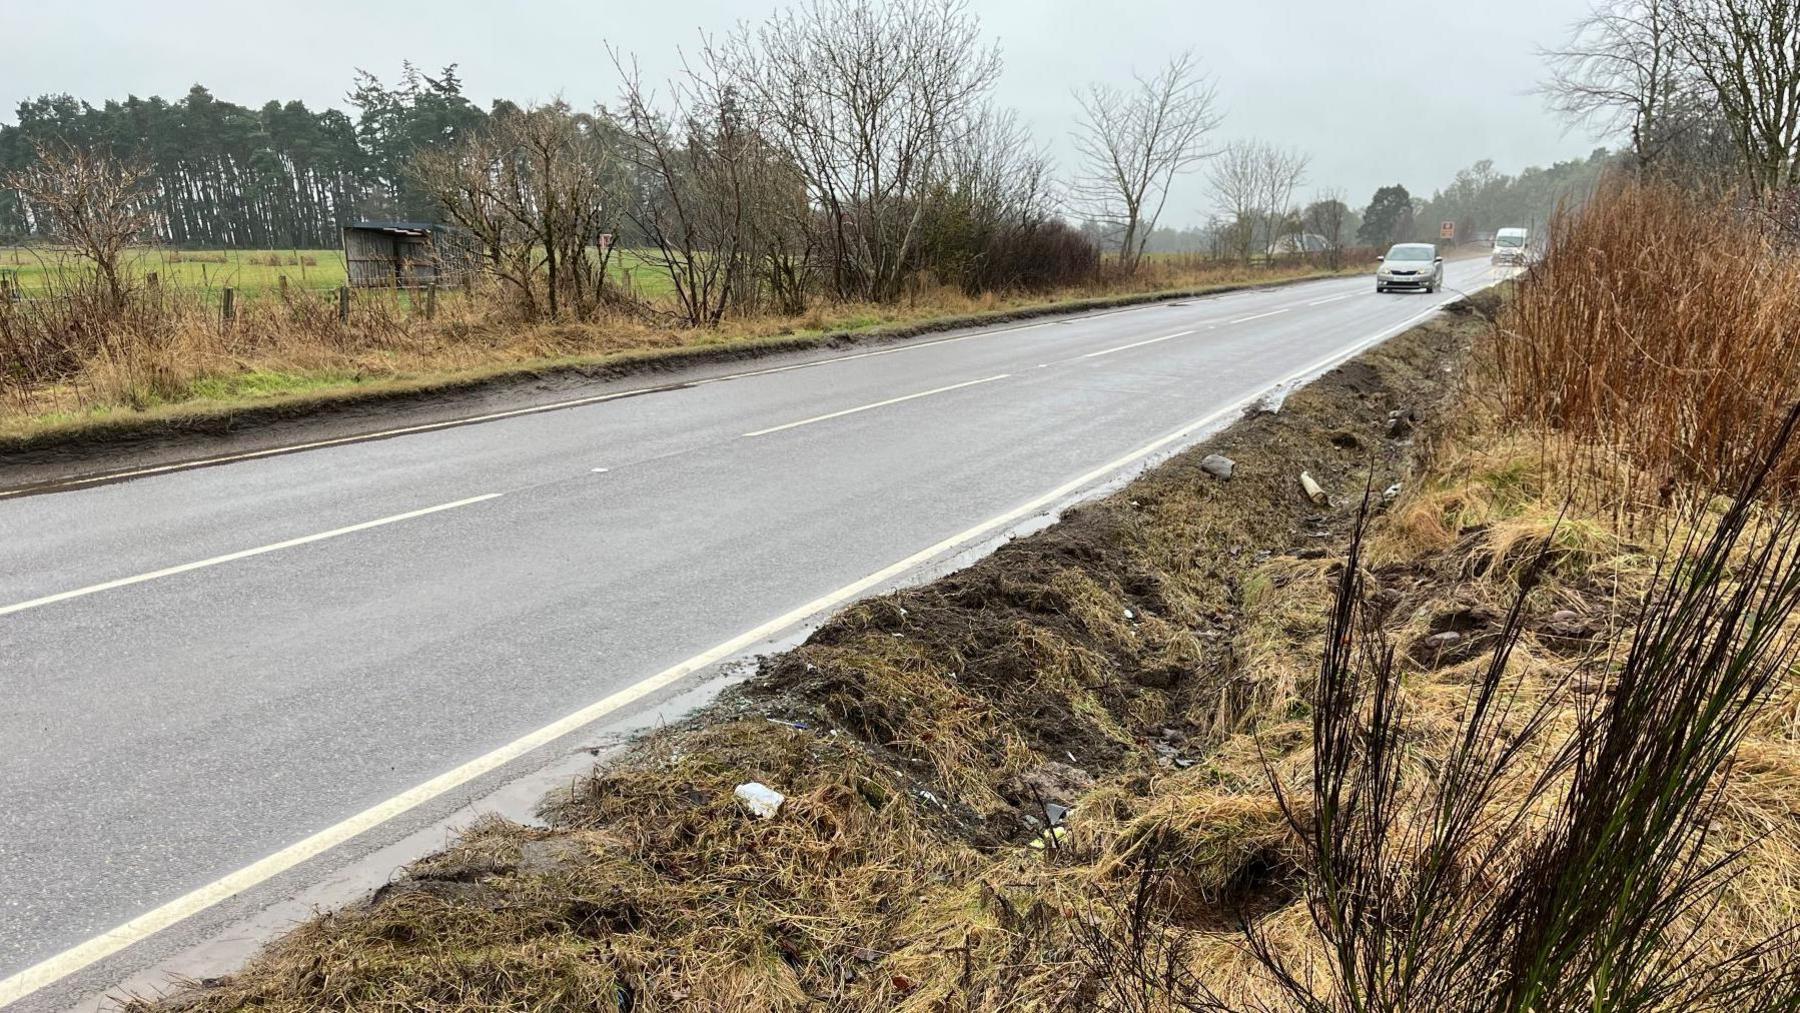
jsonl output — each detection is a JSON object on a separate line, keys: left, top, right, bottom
{"left": 342, "top": 221, "right": 472, "bottom": 288}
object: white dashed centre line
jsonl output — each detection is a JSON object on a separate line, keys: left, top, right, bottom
{"left": 1081, "top": 330, "right": 1196, "bottom": 359}
{"left": 741, "top": 374, "right": 1011, "bottom": 437}
{"left": 1229, "top": 308, "right": 1290, "bottom": 324}
{"left": 0, "top": 493, "right": 504, "bottom": 618}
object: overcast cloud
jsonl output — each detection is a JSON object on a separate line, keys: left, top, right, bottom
{"left": 2, "top": 0, "right": 1602, "bottom": 225}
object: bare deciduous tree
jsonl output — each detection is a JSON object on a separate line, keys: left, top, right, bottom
{"left": 1207, "top": 141, "right": 1261, "bottom": 264}
{"left": 615, "top": 55, "right": 747, "bottom": 327}
{"left": 5, "top": 142, "right": 154, "bottom": 309}
{"left": 416, "top": 103, "right": 623, "bottom": 320}
{"left": 1254, "top": 143, "right": 1310, "bottom": 255}
{"left": 1542, "top": 0, "right": 1689, "bottom": 173}
{"left": 1207, "top": 139, "right": 1308, "bottom": 261}
{"left": 1072, "top": 51, "right": 1223, "bottom": 274}
{"left": 1667, "top": 0, "right": 1800, "bottom": 193}
{"left": 1304, "top": 188, "right": 1351, "bottom": 268}
{"left": 712, "top": 0, "right": 1001, "bottom": 303}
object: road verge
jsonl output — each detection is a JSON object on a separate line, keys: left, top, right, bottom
{"left": 112, "top": 293, "right": 1497, "bottom": 1012}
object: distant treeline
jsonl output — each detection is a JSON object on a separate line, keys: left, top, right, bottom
{"left": 0, "top": 64, "right": 486, "bottom": 248}
{"left": 1413, "top": 149, "right": 1617, "bottom": 242}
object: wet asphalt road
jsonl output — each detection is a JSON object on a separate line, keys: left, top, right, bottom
{"left": 0, "top": 259, "right": 1501, "bottom": 1008}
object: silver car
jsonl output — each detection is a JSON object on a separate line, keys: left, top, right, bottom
{"left": 1375, "top": 243, "right": 1444, "bottom": 293}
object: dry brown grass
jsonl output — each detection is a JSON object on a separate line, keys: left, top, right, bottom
{"left": 127, "top": 303, "right": 1473, "bottom": 1013}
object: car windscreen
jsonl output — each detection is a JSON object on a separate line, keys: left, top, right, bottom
{"left": 1495, "top": 234, "right": 1524, "bottom": 247}
{"left": 1385, "top": 245, "right": 1435, "bottom": 261}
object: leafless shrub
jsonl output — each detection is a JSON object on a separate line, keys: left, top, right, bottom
{"left": 4, "top": 142, "right": 154, "bottom": 309}
{"left": 1072, "top": 51, "right": 1222, "bottom": 274}
{"left": 710, "top": 0, "right": 1002, "bottom": 303}
{"left": 414, "top": 103, "right": 624, "bottom": 321}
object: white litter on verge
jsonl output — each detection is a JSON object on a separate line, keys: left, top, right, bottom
{"left": 735, "top": 782, "right": 786, "bottom": 818}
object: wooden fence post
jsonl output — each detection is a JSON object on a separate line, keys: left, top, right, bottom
{"left": 278, "top": 275, "right": 289, "bottom": 301}
{"left": 425, "top": 283, "right": 438, "bottom": 320}
{"left": 221, "top": 287, "right": 235, "bottom": 325}
{"left": 337, "top": 286, "right": 350, "bottom": 323}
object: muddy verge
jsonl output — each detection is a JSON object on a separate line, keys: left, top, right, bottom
{"left": 130, "top": 295, "right": 1494, "bottom": 1013}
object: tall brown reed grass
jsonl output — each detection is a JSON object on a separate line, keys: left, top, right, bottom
{"left": 1496, "top": 180, "right": 1800, "bottom": 502}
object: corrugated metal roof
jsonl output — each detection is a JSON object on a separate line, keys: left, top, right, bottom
{"left": 344, "top": 221, "right": 444, "bottom": 236}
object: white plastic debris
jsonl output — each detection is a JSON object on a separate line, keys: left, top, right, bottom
{"left": 735, "top": 782, "right": 786, "bottom": 818}
{"left": 1300, "top": 471, "right": 1330, "bottom": 506}
{"left": 1123, "top": 608, "right": 1136, "bottom": 620}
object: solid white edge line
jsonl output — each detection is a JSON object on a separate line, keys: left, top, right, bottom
{"left": 0, "top": 280, "right": 1491, "bottom": 1007}
{"left": 0, "top": 494, "right": 503, "bottom": 619}
{"left": 741, "top": 374, "right": 1010, "bottom": 437}
{"left": 1080, "top": 329, "right": 1196, "bottom": 359}
{"left": 1230, "top": 307, "right": 1291, "bottom": 324}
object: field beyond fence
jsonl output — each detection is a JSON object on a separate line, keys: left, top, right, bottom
{"left": 0, "top": 245, "right": 682, "bottom": 300}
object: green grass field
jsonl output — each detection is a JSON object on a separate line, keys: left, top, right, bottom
{"left": 0, "top": 245, "right": 675, "bottom": 298}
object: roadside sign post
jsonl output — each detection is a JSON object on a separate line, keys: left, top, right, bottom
{"left": 1440, "top": 220, "right": 1456, "bottom": 241}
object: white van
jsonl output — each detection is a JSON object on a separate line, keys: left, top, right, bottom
{"left": 1492, "top": 227, "right": 1529, "bottom": 265}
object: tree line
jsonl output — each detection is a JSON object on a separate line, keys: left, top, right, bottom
{"left": 9, "top": 0, "right": 1789, "bottom": 328}
{"left": 0, "top": 64, "right": 484, "bottom": 247}
{"left": 1542, "top": 0, "right": 1799, "bottom": 194}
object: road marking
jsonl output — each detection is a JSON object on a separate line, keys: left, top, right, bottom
{"left": 741, "top": 374, "right": 1010, "bottom": 437}
{"left": 0, "top": 494, "right": 502, "bottom": 618}
{"left": 1308, "top": 293, "right": 1354, "bottom": 306}
{"left": 1081, "top": 330, "right": 1196, "bottom": 359}
{"left": 591, "top": 468, "right": 609, "bottom": 474}
{"left": 0, "top": 279, "right": 1348, "bottom": 501}
{"left": 0, "top": 286, "right": 1490, "bottom": 1008}
{"left": 691, "top": 321, "right": 1056, "bottom": 386}
{"left": 1230, "top": 308, "right": 1290, "bottom": 324}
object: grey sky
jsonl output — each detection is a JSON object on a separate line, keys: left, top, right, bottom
{"left": 3, "top": 0, "right": 1601, "bottom": 225}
